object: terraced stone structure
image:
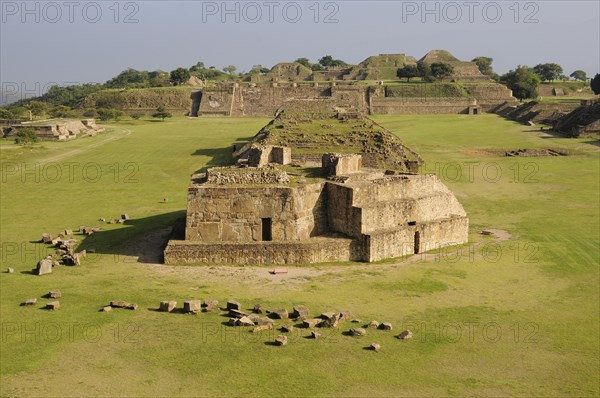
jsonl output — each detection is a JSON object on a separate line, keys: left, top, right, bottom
{"left": 164, "top": 109, "right": 469, "bottom": 264}
{"left": 1, "top": 119, "right": 102, "bottom": 140}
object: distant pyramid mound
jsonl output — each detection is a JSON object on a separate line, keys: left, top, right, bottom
{"left": 419, "top": 50, "right": 461, "bottom": 64}
{"left": 264, "top": 62, "right": 313, "bottom": 82}
{"left": 420, "top": 50, "right": 490, "bottom": 82}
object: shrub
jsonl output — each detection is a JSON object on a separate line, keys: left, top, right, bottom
{"left": 14, "top": 128, "right": 38, "bottom": 145}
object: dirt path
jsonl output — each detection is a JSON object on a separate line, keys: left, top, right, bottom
{"left": 122, "top": 226, "right": 513, "bottom": 286}
{"left": 38, "top": 128, "right": 132, "bottom": 165}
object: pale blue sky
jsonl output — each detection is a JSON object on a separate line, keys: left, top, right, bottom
{"left": 1, "top": 0, "right": 599, "bottom": 95}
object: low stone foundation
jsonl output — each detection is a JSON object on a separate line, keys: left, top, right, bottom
{"left": 164, "top": 235, "right": 363, "bottom": 265}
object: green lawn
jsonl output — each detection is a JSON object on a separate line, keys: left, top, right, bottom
{"left": 1, "top": 114, "right": 598, "bottom": 397}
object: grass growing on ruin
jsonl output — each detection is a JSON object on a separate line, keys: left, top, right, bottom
{"left": 1, "top": 114, "right": 598, "bottom": 397}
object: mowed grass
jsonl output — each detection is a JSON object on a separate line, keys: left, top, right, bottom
{"left": 1, "top": 114, "right": 598, "bottom": 397}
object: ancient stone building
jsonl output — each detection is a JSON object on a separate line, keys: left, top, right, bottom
{"left": 164, "top": 109, "right": 469, "bottom": 265}
{"left": 1, "top": 119, "right": 101, "bottom": 140}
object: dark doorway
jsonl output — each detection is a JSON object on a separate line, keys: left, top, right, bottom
{"left": 473, "top": 108, "right": 479, "bottom": 115}
{"left": 414, "top": 231, "right": 420, "bottom": 254}
{"left": 262, "top": 218, "right": 272, "bottom": 241}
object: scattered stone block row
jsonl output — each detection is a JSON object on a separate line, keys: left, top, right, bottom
{"left": 269, "top": 308, "right": 288, "bottom": 319}
{"left": 184, "top": 300, "right": 202, "bottom": 314}
{"left": 302, "top": 319, "right": 321, "bottom": 329}
{"left": 160, "top": 301, "right": 177, "bottom": 312}
{"left": 109, "top": 301, "right": 137, "bottom": 310}
{"left": 203, "top": 300, "right": 219, "bottom": 312}
{"left": 34, "top": 257, "right": 53, "bottom": 275}
{"left": 252, "top": 324, "right": 274, "bottom": 333}
{"left": 368, "top": 320, "right": 379, "bottom": 329}
{"left": 24, "top": 298, "right": 37, "bottom": 306}
{"left": 291, "top": 305, "right": 308, "bottom": 319}
{"left": 350, "top": 327, "right": 367, "bottom": 336}
{"left": 275, "top": 335, "right": 288, "bottom": 346}
{"left": 281, "top": 324, "right": 294, "bottom": 333}
{"left": 228, "top": 316, "right": 255, "bottom": 327}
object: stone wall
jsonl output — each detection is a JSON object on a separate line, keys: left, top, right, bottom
{"left": 198, "top": 84, "right": 369, "bottom": 117}
{"left": 370, "top": 97, "right": 473, "bottom": 114}
{"left": 325, "top": 174, "right": 468, "bottom": 262}
{"left": 205, "top": 167, "right": 290, "bottom": 185}
{"left": 82, "top": 88, "right": 196, "bottom": 116}
{"left": 246, "top": 145, "right": 292, "bottom": 167}
{"left": 185, "top": 183, "right": 328, "bottom": 242}
{"left": 326, "top": 183, "right": 360, "bottom": 237}
{"left": 322, "top": 153, "right": 362, "bottom": 176}
{"left": 164, "top": 236, "right": 363, "bottom": 265}
{"left": 359, "top": 192, "right": 464, "bottom": 234}
{"left": 196, "top": 82, "right": 514, "bottom": 117}
{"left": 351, "top": 174, "right": 449, "bottom": 206}
{"left": 199, "top": 87, "right": 234, "bottom": 116}
{"left": 365, "top": 217, "right": 468, "bottom": 262}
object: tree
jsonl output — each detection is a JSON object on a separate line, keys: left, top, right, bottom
{"left": 0, "top": 108, "right": 14, "bottom": 119}
{"left": 189, "top": 61, "right": 205, "bottom": 71}
{"left": 48, "top": 105, "right": 74, "bottom": 118}
{"left": 319, "top": 55, "right": 334, "bottom": 68}
{"left": 417, "top": 60, "right": 431, "bottom": 79}
{"left": 82, "top": 108, "right": 97, "bottom": 117}
{"left": 105, "top": 68, "right": 150, "bottom": 89}
{"left": 249, "top": 65, "right": 269, "bottom": 75}
{"left": 396, "top": 65, "right": 419, "bottom": 82}
{"left": 318, "top": 55, "right": 346, "bottom": 68}
{"left": 98, "top": 109, "right": 123, "bottom": 121}
{"left": 28, "top": 101, "right": 48, "bottom": 117}
{"left": 533, "top": 63, "right": 563, "bottom": 82}
{"left": 9, "top": 107, "right": 27, "bottom": 118}
{"left": 223, "top": 65, "right": 237, "bottom": 75}
{"left": 170, "top": 67, "right": 191, "bottom": 85}
{"left": 472, "top": 57, "right": 494, "bottom": 75}
{"left": 14, "top": 128, "right": 38, "bottom": 145}
{"left": 500, "top": 66, "right": 540, "bottom": 101}
{"left": 430, "top": 62, "right": 454, "bottom": 80}
{"left": 570, "top": 70, "right": 587, "bottom": 81}
{"left": 331, "top": 59, "right": 348, "bottom": 67}
{"left": 94, "top": 93, "right": 126, "bottom": 110}
{"left": 591, "top": 74, "right": 600, "bottom": 95}
{"left": 149, "top": 70, "right": 169, "bottom": 87}
{"left": 152, "top": 106, "right": 172, "bottom": 121}
{"left": 294, "top": 58, "right": 312, "bottom": 68}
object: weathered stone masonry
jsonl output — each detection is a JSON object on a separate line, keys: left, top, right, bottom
{"left": 165, "top": 162, "right": 468, "bottom": 265}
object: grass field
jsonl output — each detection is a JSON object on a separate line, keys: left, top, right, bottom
{"left": 1, "top": 114, "right": 598, "bottom": 397}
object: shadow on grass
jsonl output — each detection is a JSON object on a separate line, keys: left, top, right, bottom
{"left": 191, "top": 134, "right": 255, "bottom": 174}
{"left": 191, "top": 147, "right": 235, "bottom": 174}
{"left": 583, "top": 139, "right": 600, "bottom": 147}
{"left": 263, "top": 341, "right": 282, "bottom": 347}
{"left": 74, "top": 210, "right": 185, "bottom": 264}
{"left": 20, "top": 270, "right": 37, "bottom": 275}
